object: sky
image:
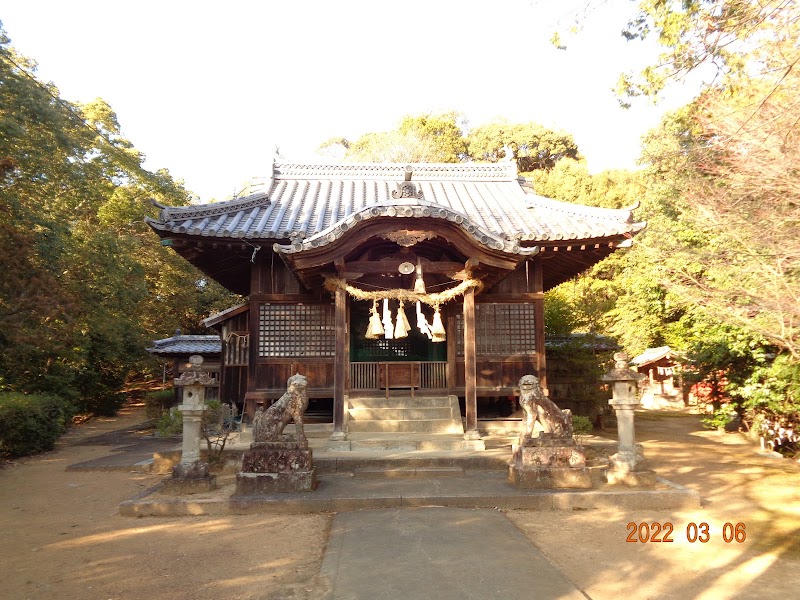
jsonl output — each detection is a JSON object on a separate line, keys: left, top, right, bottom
{"left": 2, "top": 0, "right": 700, "bottom": 202}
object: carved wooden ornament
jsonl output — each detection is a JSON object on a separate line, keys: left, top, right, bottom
{"left": 380, "top": 230, "right": 437, "bottom": 247}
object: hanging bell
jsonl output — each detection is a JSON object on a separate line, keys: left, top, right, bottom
{"left": 382, "top": 298, "right": 394, "bottom": 339}
{"left": 431, "top": 305, "right": 446, "bottom": 343}
{"left": 365, "top": 301, "right": 384, "bottom": 339}
{"left": 414, "top": 260, "right": 427, "bottom": 294}
{"left": 416, "top": 301, "right": 432, "bottom": 339}
{"left": 394, "top": 301, "right": 410, "bottom": 339}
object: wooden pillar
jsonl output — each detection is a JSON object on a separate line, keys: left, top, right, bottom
{"left": 532, "top": 254, "right": 548, "bottom": 394}
{"left": 331, "top": 286, "right": 347, "bottom": 440}
{"left": 242, "top": 298, "right": 262, "bottom": 419}
{"left": 445, "top": 304, "right": 456, "bottom": 395}
{"left": 463, "top": 286, "right": 480, "bottom": 439}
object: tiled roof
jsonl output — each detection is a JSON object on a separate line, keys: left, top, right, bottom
{"left": 202, "top": 302, "right": 249, "bottom": 329}
{"left": 147, "top": 335, "right": 221, "bottom": 357}
{"left": 146, "top": 162, "right": 645, "bottom": 256}
{"left": 630, "top": 346, "right": 673, "bottom": 366}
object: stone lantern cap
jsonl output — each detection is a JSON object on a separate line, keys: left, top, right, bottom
{"left": 174, "top": 354, "right": 216, "bottom": 387}
{"left": 602, "top": 352, "right": 647, "bottom": 383}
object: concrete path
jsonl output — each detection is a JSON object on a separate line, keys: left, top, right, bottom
{"left": 64, "top": 420, "right": 178, "bottom": 472}
{"left": 320, "top": 507, "right": 587, "bottom": 600}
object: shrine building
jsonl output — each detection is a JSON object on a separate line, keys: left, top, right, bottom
{"left": 147, "top": 161, "right": 644, "bottom": 443}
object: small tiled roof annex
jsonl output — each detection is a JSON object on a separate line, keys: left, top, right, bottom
{"left": 147, "top": 335, "right": 222, "bottom": 357}
{"left": 145, "top": 162, "right": 645, "bottom": 255}
{"left": 630, "top": 346, "right": 673, "bottom": 367}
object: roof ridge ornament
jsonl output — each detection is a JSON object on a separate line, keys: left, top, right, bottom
{"left": 391, "top": 166, "right": 423, "bottom": 199}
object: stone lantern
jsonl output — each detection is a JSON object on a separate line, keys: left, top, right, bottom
{"left": 601, "top": 352, "right": 656, "bottom": 487}
{"left": 164, "top": 354, "right": 217, "bottom": 494}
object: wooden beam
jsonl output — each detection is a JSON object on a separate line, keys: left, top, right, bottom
{"left": 475, "top": 293, "right": 544, "bottom": 303}
{"left": 343, "top": 260, "right": 464, "bottom": 274}
{"left": 334, "top": 257, "right": 346, "bottom": 276}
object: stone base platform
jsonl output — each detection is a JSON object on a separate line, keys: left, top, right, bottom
{"left": 119, "top": 471, "right": 700, "bottom": 516}
{"left": 160, "top": 475, "right": 217, "bottom": 495}
{"left": 160, "top": 461, "right": 217, "bottom": 495}
{"left": 509, "top": 435, "right": 593, "bottom": 489}
{"left": 236, "top": 469, "right": 317, "bottom": 494}
{"left": 236, "top": 441, "right": 316, "bottom": 494}
{"left": 606, "top": 469, "right": 658, "bottom": 487}
{"left": 508, "top": 466, "right": 592, "bottom": 489}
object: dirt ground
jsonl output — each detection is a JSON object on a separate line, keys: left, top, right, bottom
{"left": 1, "top": 406, "right": 798, "bottom": 600}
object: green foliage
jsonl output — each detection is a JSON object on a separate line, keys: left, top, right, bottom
{"left": 156, "top": 407, "right": 182, "bottom": 437}
{"left": 144, "top": 388, "right": 177, "bottom": 423}
{"left": 0, "top": 26, "right": 239, "bottom": 415}
{"left": 544, "top": 289, "right": 583, "bottom": 336}
{"left": 321, "top": 113, "right": 578, "bottom": 171}
{"left": 617, "top": 0, "right": 793, "bottom": 102}
{"left": 544, "top": 3, "right": 800, "bottom": 430}
{"left": 528, "top": 159, "right": 644, "bottom": 208}
{"left": 546, "top": 336, "right": 610, "bottom": 411}
{"left": 727, "top": 355, "right": 800, "bottom": 428}
{"left": 342, "top": 112, "right": 467, "bottom": 163}
{"left": 0, "top": 392, "right": 75, "bottom": 457}
{"left": 399, "top": 113, "right": 467, "bottom": 163}
{"left": 467, "top": 121, "right": 579, "bottom": 171}
{"left": 701, "top": 406, "right": 738, "bottom": 431}
{"left": 571, "top": 414, "right": 594, "bottom": 435}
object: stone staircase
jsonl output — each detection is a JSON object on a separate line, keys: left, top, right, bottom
{"left": 346, "top": 395, "right": 464, "bottom": 435}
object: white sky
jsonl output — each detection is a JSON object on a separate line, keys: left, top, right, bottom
{"left": 2, "top": 0, "right": 700, "bottom": 202}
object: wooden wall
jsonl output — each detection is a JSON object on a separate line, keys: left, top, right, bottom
{"left": 223, "top": 253, "right": 546, "bottom": 403}
{"left": 246, "top": 252, "right": 335, "bottom": 402}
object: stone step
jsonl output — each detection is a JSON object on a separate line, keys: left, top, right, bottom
{"left": 347, "top": 419, "right": 465, "bottom": 434}
{"left": 315, "top": 454, "right": 509, "bottom": 475}
{"left": 347, "top": 436, "right": 470, "bottom": 452}
{"left": 348, "top": 407, "right": 455, "bottom": 421}
{"left": 354, "top": 467, "right": 465, "bottom": 478}
{"left": 348, "top": 396, "right": 455, "bottom": 409}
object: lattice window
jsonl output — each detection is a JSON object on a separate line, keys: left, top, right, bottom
{"left": 456, "top": 303, "right": 536, "bottom": 356}
{"left": 258, "top": 303, "right": 335, "bottom": 357}
{"left": 354, "top": 337, "right": 413, "bottom": 361}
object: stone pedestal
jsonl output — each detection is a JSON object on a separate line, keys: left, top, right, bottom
{"left": 236, "top": 441, "right": 316, "bottom": 494}
{"left": 606, "top": 444, "right": 657, "bottom": 486}
{"left": 162, "top": 461, "right": 217, "bottom": 495}
{"left": 508, "top": 433, "right": 592, "bottom": 489}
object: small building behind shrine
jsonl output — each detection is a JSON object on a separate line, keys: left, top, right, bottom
{"left": 630, "top": 346, "right": 684, "bottom": 409}
{"left": 147, "top": 332, "right": 221, "bottom": 402}
{"left": 147, "top": 161, "right": 645, "bottom": 442}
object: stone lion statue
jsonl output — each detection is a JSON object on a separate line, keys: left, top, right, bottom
{"left": 252, "top": 374, "right": 309, "bottom": 444}
{"left": 518, "top": 374, "right": 573, "bottom": 439}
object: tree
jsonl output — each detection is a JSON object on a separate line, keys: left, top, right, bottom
{"left": 528, "top": 158, "right": 643, "bottom": 208}
{"left": 320, "top": 113, "right": 580, "bottom": 171}
{"left": 617, "top": 0, "right": 798, "bottom": 103}
{"left": 0, "top": 24, "right": 238, "bottom": 413}
{"left": 538, "top": 2, "right": 800, "bottom": 429}
{"left": 467, "top": 121, "right": 580, "bottom": 172}
{"left": 638, "top": 64, "right": 800, "bottom": 359}
{"left": 337, "top": 112, "right": 467, "bottom": 163}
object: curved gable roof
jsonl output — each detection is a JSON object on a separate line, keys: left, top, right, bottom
{"left": 146, "top": 161, "right": 645, "bottom": 252}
